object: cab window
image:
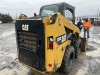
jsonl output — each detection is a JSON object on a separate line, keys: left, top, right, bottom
{"left": 64, "top": 9, "right": 73, "bottom": 21}
{"left": 41, "top": 5, "right": 58, "bottom": 16}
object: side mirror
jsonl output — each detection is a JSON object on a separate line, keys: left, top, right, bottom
{"left": 34, "top": 13, "right": 37, "bottom": 17}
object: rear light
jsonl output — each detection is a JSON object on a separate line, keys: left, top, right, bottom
{"left": 48, "top": 64, "right": 52, "bottom": 67}
{"left": 49, "top": 42, "right": 53, "bottom": 49}
{"left": 48, "top": 36, "right": 53, "bottom": 49}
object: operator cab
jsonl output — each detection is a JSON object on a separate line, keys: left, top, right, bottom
{"left": 39, "top": 2, "right": 75, "bottom": 24}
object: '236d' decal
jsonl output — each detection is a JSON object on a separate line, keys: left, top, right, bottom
{"left": 56, "top": 34, "right": 67, "bottom": 45}
{"left": 22, "top": 24, "right": 29, "bottom": 31}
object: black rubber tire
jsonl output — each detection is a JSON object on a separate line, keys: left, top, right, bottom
{"left": 60, "top": 46, "right": 75, "bottom": 74}
{"left": 74, "top": 39, "right": 82, "bottom": 58}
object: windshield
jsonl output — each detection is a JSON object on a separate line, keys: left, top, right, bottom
{"left": 41, "top": 5, "right": 58, "bottom": 16}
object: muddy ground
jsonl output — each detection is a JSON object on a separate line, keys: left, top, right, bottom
{"left": 0, "top": 23, "right": 100, "bottom": 75}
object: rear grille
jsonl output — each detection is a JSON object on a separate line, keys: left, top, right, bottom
{"left": 17, "top": 31, "right": 37, "bottom": 51}
{"left": 17, "top": 31, "right": 38, "bottom": 69}
{"left": 16, "top": 20, "right": 45, "bottom": 71}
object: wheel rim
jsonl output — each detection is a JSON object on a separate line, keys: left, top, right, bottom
{"left": 78, "top": 47, "right": 81, "bottom": 54}
{"left": 67, "top": 58, "right": 73, "bottom": 72}
{"left": 69, "top": 58, "right": 73, "bottom": 69}
{"left": 77, "top": 42, "right": 82, "bottom": 54}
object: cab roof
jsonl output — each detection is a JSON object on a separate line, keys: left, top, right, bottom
{"left": 39, "top": 2, "right": 75, "bottom": 16}
{"left": 41, "top": 2, "right": 75, "bottom": 9}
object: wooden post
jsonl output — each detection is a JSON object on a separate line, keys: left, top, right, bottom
{"left": 81, "top": 37, "right": 88, "bottom": 52}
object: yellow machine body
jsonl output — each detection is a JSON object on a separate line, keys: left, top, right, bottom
{"left": 43, "top": 13, "right": 80, "bottom": 72}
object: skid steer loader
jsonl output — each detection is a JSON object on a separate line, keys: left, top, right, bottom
{"left": 15, "top": 2, "right": 86, "bottom": 74}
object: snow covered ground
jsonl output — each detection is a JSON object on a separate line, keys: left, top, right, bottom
{"left": 0, "top": 23, "right": 100, "bottom": 75}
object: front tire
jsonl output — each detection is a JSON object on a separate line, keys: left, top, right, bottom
{"left": 74, "top": 39, "right": 82, "bottom": 58}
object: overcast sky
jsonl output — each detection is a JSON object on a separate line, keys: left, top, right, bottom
{"left": 0, "top": 0, "right": 100, "bottom": 18}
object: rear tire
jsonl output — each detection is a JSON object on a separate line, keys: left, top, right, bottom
{"left": 60, "top": 46, "right": 75, "bottom": 74}
{"left": 74, "top": 39, "right": 82, "bottom": 58}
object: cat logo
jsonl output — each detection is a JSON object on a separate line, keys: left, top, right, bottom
{"left": 22, "top": 24, "right": 29, "bottom": 31}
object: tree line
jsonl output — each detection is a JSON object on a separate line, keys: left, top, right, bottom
{"left": 0, "top": 13, "right": 13, "bottom": 23}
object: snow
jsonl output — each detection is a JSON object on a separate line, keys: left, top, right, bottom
{"left": 0, "top": 24, "right": 100, "bottom": 75}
